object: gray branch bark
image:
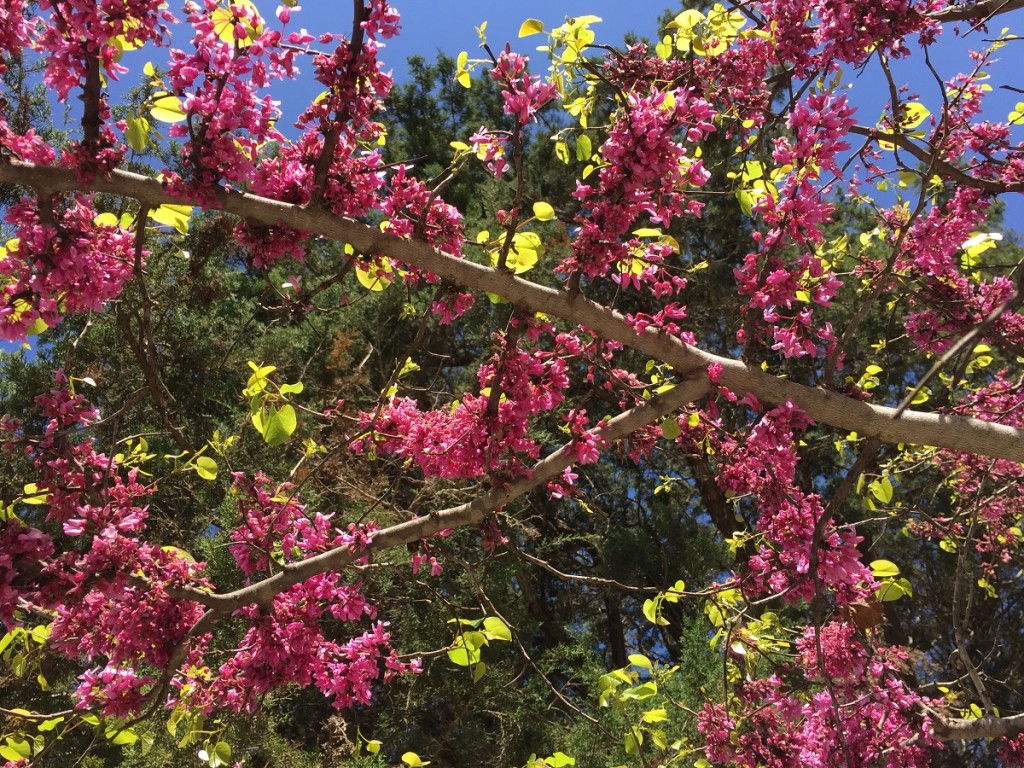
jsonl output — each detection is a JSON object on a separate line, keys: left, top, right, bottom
{"left": 171, "top": 378, "right": 706, "bottom": 612}
{"left": 935, "top": 712, "right": 1024, "bottom": 741}
{"left": 3, "top": 160, "right": 1022, "bottom": 462}
{"left": 932, "top": 0, "right": 1024, "bottom": 22}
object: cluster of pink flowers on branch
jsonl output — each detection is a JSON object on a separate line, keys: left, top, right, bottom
{"left": 698, "top": 622, "right": 939, "bottom": 768}
{"left": 0, "top": 377, "right": 412, "bottom": 721}
{"left": 32, "top": 0, "right": 175, "bottom": 100}
{"left": 0, "top": 197, "right": 136, "bottom": 341}
{"left": 489, "top": 47, "right": 559, "bottom": 126}
{"left": 356, "top": 328, "right": 570, "bottom": 480}
{"left": 562, "top": 88, "right": 714, "bottom": 283}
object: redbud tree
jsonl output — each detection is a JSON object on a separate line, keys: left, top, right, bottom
{"left": 2, "top": 0, "right": 1024, "bottom": 765}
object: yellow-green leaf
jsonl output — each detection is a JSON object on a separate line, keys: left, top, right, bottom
{"left": 21, "top": 483, "right": 48, "bottom": 505}
{"left": 106, "top": 727, "right": 138, "bottom": 746}
{"left": 628, "top": 653, "right": 653, "bottom": 669}
{"left": 94, "top": 212, "right": 121, "bottom": 228}
{"left": 900, "top": 102, "right": 930, "bottom": 130}
{"left": 876, "top": 577, "right": 913, "bottom": 602}
{"left": 518, "top": 18, "right": 545, "bottom": 37}
{"left": 868, "top": 477, "right": 894, "bottom": 504}
{"left": 492, "top": 232, "right": 543, "bottom": 274}
{"left": 482, "top": 616, "right": 512, "bottom": 641}
{"left": 356, "top": 257, "right": 394, "bottom": 291}
{"left": 194, "top": 455, "right": 218, "bottom": 480}
{"left": 127, "top": 115, "right": 150, "bottom": 152}
{"left": 211, "top": 0, "right": 263, "bottom": 44}
{"left": 258, "top": 404, "right": 297, "bottom": 446}
{"left": 162, "top": 546, "right": 197, "bottom": 563}
{"left": 870, "top": 559, "right": 900, "bottom": 578}
{"left": 37, "top": 716, "right": 64, "bottom": 732}
{"left": 642, "top": 708, "right": 668, "bottom": 723}
{"left": 455, "top": 51, "right": 471, "bottom": 88}
{"left": 575, "top": 133, "right": 592, "bottom": 161}
{"left": 546, "top": 753, "right": 576, "bottom": 767}
{"left": 149, "top": 204, "right": 192, "bottom": 234}
{"left": 532, "top": 201, "right": 556, "bottom": 221}
{"left": 150, "top": 94, "right": 187, "bottom": 123}
{"left": 660, "top": 417, "right": 681, "bottom": 441}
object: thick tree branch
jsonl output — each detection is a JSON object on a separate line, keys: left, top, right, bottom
{"left": 173, "top": 377, "right": 706, "bottom": 613}
{"left": 932, "top": 0, "right": 1024, "bottom": 21}
{"left": 4, "top": 160, "right": 1024, "bottom": 462}
{"left": 935, "top": 712, "right": 1024, "bottom": 741}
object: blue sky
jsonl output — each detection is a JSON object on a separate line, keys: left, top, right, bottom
{"left": 243, "top": 1, "right": 1024, "bottom": 175}
{"left": 264, "top": 1, "right": 666, "bottom": 125}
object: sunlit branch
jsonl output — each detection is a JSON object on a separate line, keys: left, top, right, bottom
{"left": 4, "top": 159, "right": 1024, "bottom": 463}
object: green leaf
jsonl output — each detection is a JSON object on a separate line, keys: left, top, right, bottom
{"left": 260, "top": 404, "right": 297, "bottom": 446}
{"left": 704, "top": 601, "right": 724, "bottom": 628}
{"left": 868, "top": 477, "right": 893, "bottom": 504}
{"left": 127, "top": 115, "right": 150, "bottom": 152}
{"left": 518, "top": 18, "right": 545, "bottom": 36}
{"left": 546, "top": 753, "right": 576, "bottom": 767}
{"left": 661, "top": 417, "right": 681, "bottom": 441}
{"left": 194, "top": 455, "right": 218, "bottom": 480}
{"left": 166, "top": 706, "right": 185, "bottom": 737}
{"left": 149, "top": 204, "right": 192, "bottom": 233}
{"left": 643, "top": 597, "right": 667, "bottom": 626}
{"left": 628, "top": 653, "right": 653, "bottom": 670}
{"left": 620, "top": 681, "right": 658, "bottom": 700}
{"left": 472, "top": 660, "right": 487, "bottom": 682}
{"left": 642, "top": 708, "right": 668, "bottom": 723}
{"left": 532, "top": 201, "right": 556, "bottom": 221}
{"left": 2, "top": 739, "right": 31, "bottom": 761}
{"left": 447, "top": 637, "right": 480, "bottom": 667}
{"left": 279, "top": 381, "right": 304, "bottom": 395}
{"left": 106, "top": 727, "right": 138, "bottom": 746}
{"left": 37, "top": 717, "right": 64, "bottom": 732}
{"left": 870, "top": 559, "right": 900, "bottom": 578}
{"left": 624, "top": 729, "right": 642, "bottom": 755}
{"left": 482, "top": 616, "right": 512, "bottom": 641}
{"left": 210, "top": 741, "right": 232, "bottom": 767}
{"left": 575, "top": 134, "right": 592, "bottom": 161}
{"left": 876, "top": 577, "right": 913, "bottom": 602}
{"left": 150, "top": 94, "right": 187, "bottom": 123}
